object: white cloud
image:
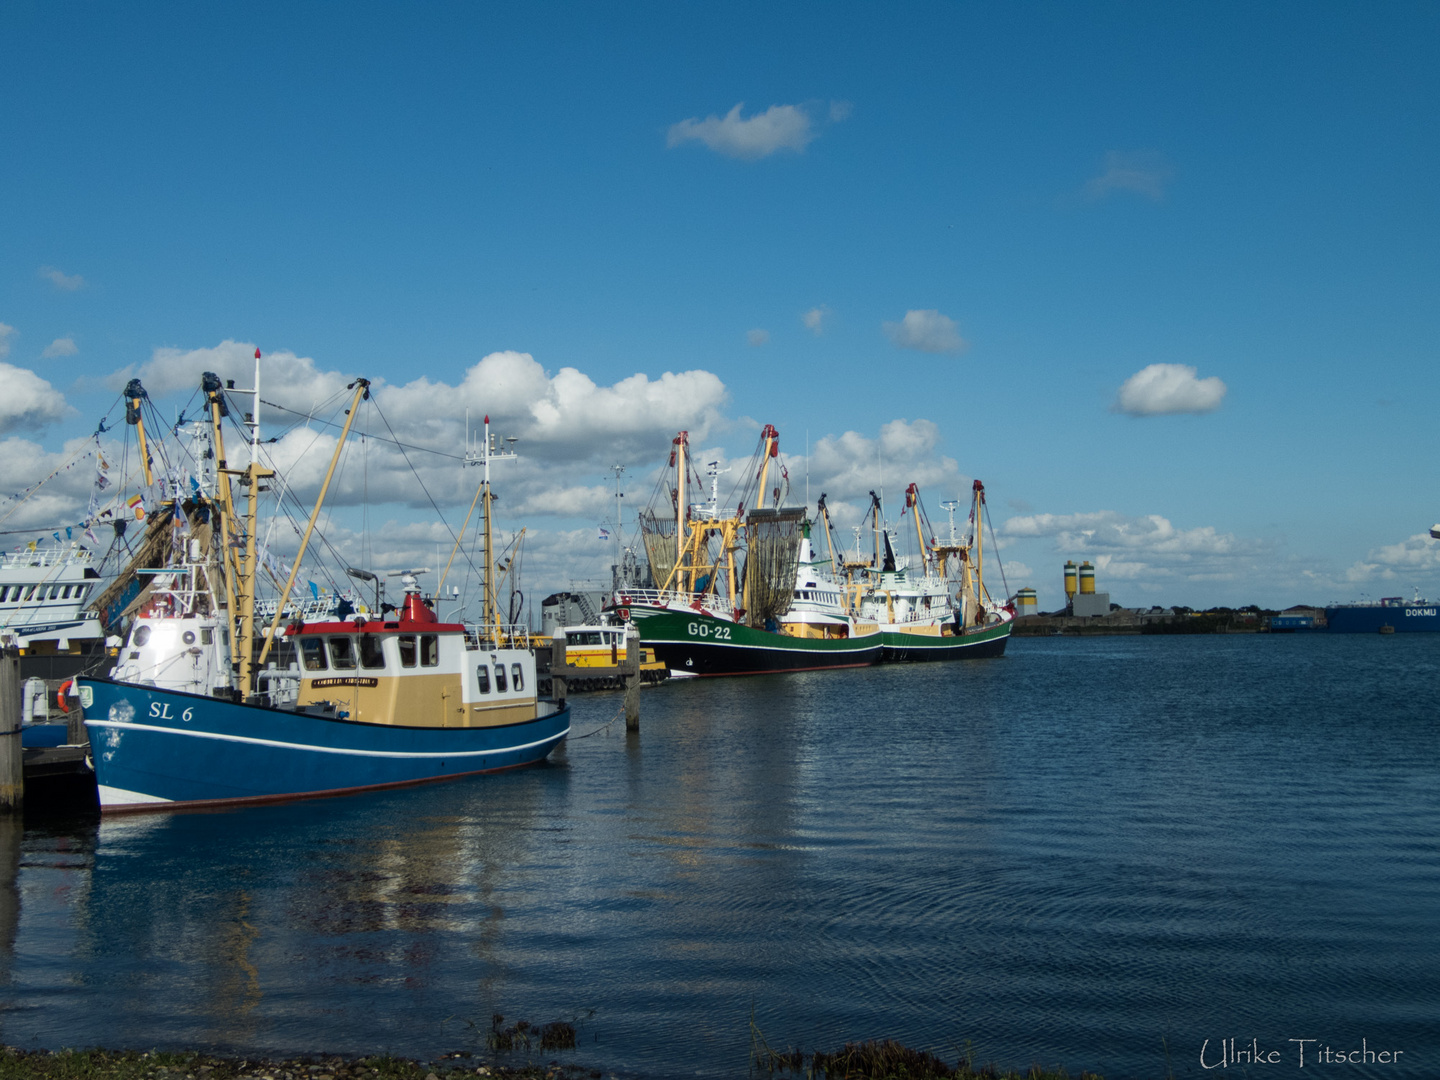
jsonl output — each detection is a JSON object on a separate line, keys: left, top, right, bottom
{"left": 1084, "top": 150, "right": 1175, "bottom": 202}
{"left": 746, "top": 328, "right": 770, "bottom": 347}
{"left": 804, "top": 419, "right": 967, "bottom": 524}
{"left": 106, "top": 344, "right": 729, "bottom": 516}
{"left": 802, "top": 307, "right": 828, "bottom": 334}
{"left": 829, "top": 100, "right": 853, "bottom": 122}
{"left": 109, "top": 340, "right": 355, "bottom": 414}
{"left": 1342, "top": 533, "right": 1440, "bottom": 583}
{"left": 1114, "top": 363, "right": 1226, "bottom": 416}
{"left": 0, "top": 324, "right": 14, "bottom": 359}
{"left": 0, "top": 363, "right": 71, "bottom": 434}
{"left": 38, "top": 266, "right": 85, "bottom": 291}
{"left": 1003, "top": 510, "right": 1248, "bottom": 557}
{"left": 667, "top": 103, "right": 817, "bottom": 160}
{"left": 42, "top": 337, "right": 78, "bottom": 358}
{"left": 882, "top": 309, "right": 966, "bottom": 354}
{"left": 377, "top": 351, "right": 728, "bottom": 465}
{"left": 0, "top": 436, "right": 107, "bottom": 530}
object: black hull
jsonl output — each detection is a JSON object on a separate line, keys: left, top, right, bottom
{"left": 881, "top": 636, "right": 1009, "bottom": 662}
{"left": 649, "top": 638, "right": 881, "bottom": 677}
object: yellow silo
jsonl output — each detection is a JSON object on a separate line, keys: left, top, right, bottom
{"left": 1063, "top": 561, "right": 1078, "bottom": 599}
{"left": 1016, "top": 588, "right": 1038, "bottom": 615}
{"left": 1079, "top": 562, "right": 1096, "bottom": 595}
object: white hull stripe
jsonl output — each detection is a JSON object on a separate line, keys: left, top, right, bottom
{"left": 97, "top": 784, "right": 172, "bottom": 805}
{"left": 650, "top": 638, "right": 879, "bottom": 653}
{"left": 85, "top": 719, "right": 570, "bottom": 760}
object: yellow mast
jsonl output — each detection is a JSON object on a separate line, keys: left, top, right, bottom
{"left": 202, "top": 373, "right": 240, "bottom": 625}
{"left": 255, "top": 377, "right": 371, "bottom": 670}
{"left": 906, "top": 484, "right": 928, "bottom": 574}
{"left": 124, "top": 380, "right": 154, "bottom": 487}
{"left": 462, "top": 414, "right": 517, "bottom": 646}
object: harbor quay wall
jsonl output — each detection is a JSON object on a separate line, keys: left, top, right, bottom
{"left": 1012, "top": 611, "right": 1272, "bottom": 636}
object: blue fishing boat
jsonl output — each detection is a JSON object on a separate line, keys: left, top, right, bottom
{"left": 80, "top": 364, "right": 567, "bottom": 813}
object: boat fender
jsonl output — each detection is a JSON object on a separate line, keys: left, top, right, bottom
{"left": 55, "top": 679, "right": 73, "bottom": 713}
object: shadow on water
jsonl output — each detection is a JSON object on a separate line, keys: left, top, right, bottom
{"left": 0, "top": 637, "right": 1437, "bottom": 1079}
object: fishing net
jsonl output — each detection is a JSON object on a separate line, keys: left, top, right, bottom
{"left": 639, "top": 509, "right": 678, "bottom": 592}
{"left": 743, "top": 507, "right": 804, "bottom": 626}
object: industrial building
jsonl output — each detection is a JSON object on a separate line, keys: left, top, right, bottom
{"left": 1064, "top": 559, "right": 1111, "bottom": 617}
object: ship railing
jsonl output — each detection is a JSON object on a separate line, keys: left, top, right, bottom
{"left": 464, "top": 622, "right": 538, "bottom": 650}
{"left": 618, "top": 588, "right": 735, "bottom": 617}
{"left": 1, "top": 545, "right": 93, "bottom": 570}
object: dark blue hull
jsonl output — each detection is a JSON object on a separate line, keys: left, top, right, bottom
{"left": 81, "top": 679, "right": 569, "bottom": 812}
{"left": 1325, "top": 603, "right": 1440, "bottom": 633}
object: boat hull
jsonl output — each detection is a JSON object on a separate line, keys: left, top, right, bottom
{"left": 1325, "top": 603, "right": 1440, "bottom": 633}
{"left": 638, "top": 611, "right": 881, "bottom": 677}
{"left": 80, "top": 679, "right": 569, "bottom": 813}
{"left": 880, "top": 619, "right": 1011, "bottom": 661}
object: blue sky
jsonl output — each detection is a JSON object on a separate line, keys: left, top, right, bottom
{"left": 3, "top": 1, "right": 1439, "bottom": 611}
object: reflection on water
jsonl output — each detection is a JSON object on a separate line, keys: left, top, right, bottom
{"left": 1, "top": 636, "right": 1439, "bottom": 1079}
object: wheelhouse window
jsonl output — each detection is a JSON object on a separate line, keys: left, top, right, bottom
{"left": 494, "top": 664, "right": 507, "bottom": 692}
{"left": 476, "top": 665, "right": 490, "bottom": 693}
{"left": 420, "top": 634, "right": 439, "bottom": 667}
{"left": 511, "top": 663, "right": 524, "bottom": 691}
{"left": 359, "top": 634, "right": 386, "bottom": 670}
{"left": 0, "top": 587, "right": 9, "bottom": 601}
{"left": 397, "top": 635, "right": 416, "bottom": 668}
{"left": 201, "top": 627, "right": 213, "bottom": 645}
{"left": 329, "top": 636, "right": 356, "bottom": 670}
{"left": 132, "top": 625, "right": 152, "bottom": 647}
{"left": 60, "top": 585, "right": 71, "bottom": 599}
{"left": 300, "top": 637, "right": 327, "bottom": 671}
{"left": 22, "top": 585, "right": 35, "bottom": 601}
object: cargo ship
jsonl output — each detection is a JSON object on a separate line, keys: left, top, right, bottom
{"left": 1325, "top": 595, "right": 1440, "bottom": 633}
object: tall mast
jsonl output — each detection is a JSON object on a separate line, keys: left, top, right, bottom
{"left": 464, "top": 414, "right": 516, "bottom": 645}
{"left": 225, "top": 351, "right": 275, "bottom": 694}
{"left": 675, "top": 432, "right": 687, "bottom": 589}
{"left": 611, "top": 463, "right": 625, "bottom": 590}
{"left": 972, "top": 480, "right": 986, "bottom": 601}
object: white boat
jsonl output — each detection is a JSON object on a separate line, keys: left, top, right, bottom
{"left": 0, "top": 543, "right": 104, "bottom": 648}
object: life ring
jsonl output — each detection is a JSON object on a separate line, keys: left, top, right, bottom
{"left": 56, "top": 679, "right": 73, "bottom": 713}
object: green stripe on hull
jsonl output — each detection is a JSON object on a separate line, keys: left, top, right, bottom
{"left": 638, "top": 610, "right": 882, "bottom": 676}
{"left": 880, "top": 620, "right": 1011, "bottom": 661}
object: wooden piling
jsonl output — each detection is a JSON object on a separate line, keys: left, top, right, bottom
{"left": 0, "top": 648, "right": 23, "bottom": 812}
{"left": 549, "top": 635, "right": 567, "bottom": 705}
{"left": 623, "top": 628, "right": 640, "bottom": 731}
{"left": 66, "top": 688, "right": 87, "bottom": 748}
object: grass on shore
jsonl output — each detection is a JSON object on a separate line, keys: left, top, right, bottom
{"left": 1, "top": 1036, "right": 1106, "bottom": 1080}
{"left": 0, "top": 1049, "right": 593, "bottom": 1080}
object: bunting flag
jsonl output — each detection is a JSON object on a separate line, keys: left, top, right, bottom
{"left": 598, "top": 526, "right": 610, "bottom": 540}
{"left": 309, "top": 581, "right": 319, "bottom": 601}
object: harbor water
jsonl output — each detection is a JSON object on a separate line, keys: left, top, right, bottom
{"left": 3, "top": 635, "right": 1438, "bottom": 1078}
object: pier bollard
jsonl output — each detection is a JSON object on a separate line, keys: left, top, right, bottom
{"left": 0, "top": 649, "right": 22, "bottom": 812}
{"left": 623, "top": 629, "right": 640, "bottom": 731}
{"left": 549, "top": 636, "right": 567, "bottom": 705}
